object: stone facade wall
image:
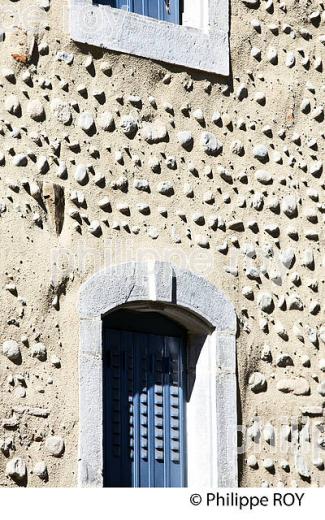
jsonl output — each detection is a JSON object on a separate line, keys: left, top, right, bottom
{"left": 0, "top": 0, "right": 324, "bottom": 487}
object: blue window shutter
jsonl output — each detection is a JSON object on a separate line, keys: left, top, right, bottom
{"left": 100, "top": 0, "right": 180, "bottom": 24}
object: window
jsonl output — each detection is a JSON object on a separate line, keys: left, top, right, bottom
{"left": 99, "top": 0, "right": 181, "bottom": 25}
{"left": 69, "top": 0, "right": 229, "bottom": 75}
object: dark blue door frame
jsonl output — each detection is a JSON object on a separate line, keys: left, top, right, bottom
{"left": 103, "top": 310, "right": 187, "bottom": 487}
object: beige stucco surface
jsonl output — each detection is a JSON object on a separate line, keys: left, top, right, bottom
{"left": 0, "top": 0, "right": 324, "bottom": 487}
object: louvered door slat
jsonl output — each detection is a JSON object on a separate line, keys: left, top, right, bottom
{"left": 136, "top": 333, "right": 149, "bottom": 486}
{"left": 151, "top": 335, "right": 165, "bottom": 486}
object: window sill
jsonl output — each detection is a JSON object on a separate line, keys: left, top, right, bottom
{"left": 69, "top": 0, "right": 229, "bottom": 76}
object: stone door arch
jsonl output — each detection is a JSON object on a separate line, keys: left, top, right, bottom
{"left": 78, "top": 261, "right": 237, "bottom": 487}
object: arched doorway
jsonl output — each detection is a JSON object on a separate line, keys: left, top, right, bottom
{"left": 78, "top": 261, "right": 237, "bottom": 487}
{"left": 103, "top": 309, "right": 187, "bottom": 487}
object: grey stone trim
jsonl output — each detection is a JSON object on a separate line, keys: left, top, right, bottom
{"left": 78, "top": 261, "right": 237, "bottom": 487}
{"left": 69, "top": 0, "right": 229, "bottom": 75}
{"left": 79, "top": 261, "right": 236, "bottom": 332}
{"left": 215, "top": 333, "right": 238, "bottom": 486}
{"left": 79, "top": 317, "right": 103, "bottom": 487}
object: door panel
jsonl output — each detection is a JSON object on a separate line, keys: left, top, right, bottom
{"left": 103, "top": 320, "right": 186, "bottom": 487}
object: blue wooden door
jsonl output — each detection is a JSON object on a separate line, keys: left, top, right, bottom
{"left": 99, "top": 0, "right": 181, "bottom": 24}
{"left": 103, "top": 311, "right": 186, "bottom": 487}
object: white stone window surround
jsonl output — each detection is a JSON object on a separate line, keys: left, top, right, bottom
{"left": 69, "top": 0, "right": 229, "bottom": 75}
{"left": 78, "top": 261, "right": 237, "bottom": 487}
